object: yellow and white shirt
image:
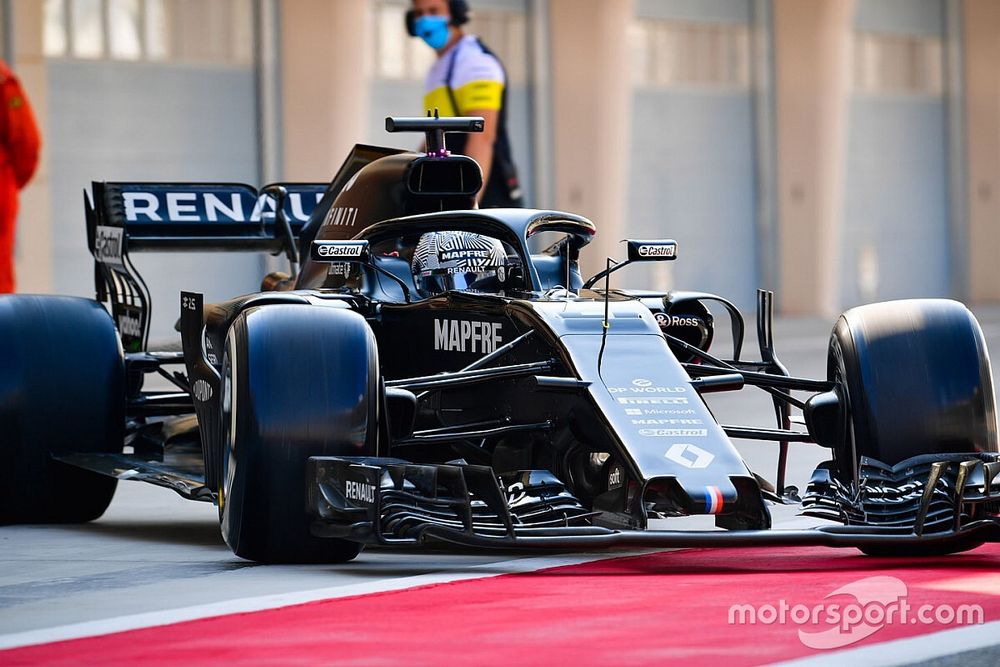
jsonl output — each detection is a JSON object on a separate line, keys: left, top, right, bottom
{"left": 423, "top": 35, "right": 505, "bottom": 116}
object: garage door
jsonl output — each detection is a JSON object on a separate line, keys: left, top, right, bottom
{"left": 44, "top": 0, "right": 262, "bottom": 342}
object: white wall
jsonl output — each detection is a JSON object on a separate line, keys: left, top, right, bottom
{"left": 46, "top": 60, "right": 262, "bottom": 341}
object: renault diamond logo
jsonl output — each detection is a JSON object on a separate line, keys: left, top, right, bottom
{"left": 664, "top": 443, "right": 714, "bottom": 469}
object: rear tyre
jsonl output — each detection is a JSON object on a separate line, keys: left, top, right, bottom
{"left": 828, "top": 299, "right": 997, "bottom": 556}
{"left": 219, "top": 305, "right": 377, "bottom": 563}
{"left": 0, "top": 296, "right": 124, "bottom": 524}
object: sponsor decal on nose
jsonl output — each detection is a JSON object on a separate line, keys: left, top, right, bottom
{"left": 664, "top": 442, "right": 715, "bottom": 469}
{"left": 704, "top": 485, "right": 724, "bottom": 514}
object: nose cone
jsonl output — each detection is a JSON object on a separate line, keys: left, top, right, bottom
{"left": 644, "top": 476, "right": 738, "bottom": 516}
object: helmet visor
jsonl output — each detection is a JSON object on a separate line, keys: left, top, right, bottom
{"left": 416, "top": 268, "right": 499, "bottom": 296}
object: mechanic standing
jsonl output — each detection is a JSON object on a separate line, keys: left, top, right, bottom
{"left": 408, "top": 0, "right": 523, "bottom": 207}
{"left": 0, "top": 60, "right": 40, "bottom": 293}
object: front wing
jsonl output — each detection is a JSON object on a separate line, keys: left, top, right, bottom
{"left": 307, "top": 455, "right": 1000, "bottom": 552}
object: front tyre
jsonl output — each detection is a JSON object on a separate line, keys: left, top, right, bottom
{"left": 829, "top": 299, "right": 997, "bottom": 556}
{"left": 220, "top": 304, "right": 378, "bottom": 563}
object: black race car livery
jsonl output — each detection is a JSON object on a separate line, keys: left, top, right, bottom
{"left": 2, "top": 116, "right": 997, "bottom": 564}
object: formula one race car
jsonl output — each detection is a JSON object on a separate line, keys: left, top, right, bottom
{"left": 2, "top": 117, "right": 998, "bottom": 563}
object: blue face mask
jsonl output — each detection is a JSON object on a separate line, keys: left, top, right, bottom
{"left": 414, "top": 15, "right": 451, "bottom": 50}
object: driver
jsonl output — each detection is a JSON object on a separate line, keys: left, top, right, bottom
{"left": 411, "top": 230, "right": 512, "bottom": 297}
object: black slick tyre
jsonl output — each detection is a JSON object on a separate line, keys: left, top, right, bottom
{"left": 0, "top": 296, "right": 124, "bottom": 524}
{"left": 828, "top": 299, "right": 997, "bottom": 556}
{"left": 219, "top": 304, "right": 377, "bottom": 563}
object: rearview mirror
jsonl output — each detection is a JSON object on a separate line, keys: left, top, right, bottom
{"left": 625, "top": 239, "right": 678, "bottom": 262}
{"left": 582, "top": 239, "right": 680, "bottom": 289}
{"left": 311, "top": 240, "right": 370, "bottom": 262}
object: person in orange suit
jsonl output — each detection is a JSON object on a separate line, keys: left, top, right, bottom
{"left": 0, "top": 60, "right": 41, "bottom": 293}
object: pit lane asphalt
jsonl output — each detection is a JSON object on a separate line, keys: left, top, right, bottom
{"left": 2, "top": 306, "right": 999, "bottom": 658}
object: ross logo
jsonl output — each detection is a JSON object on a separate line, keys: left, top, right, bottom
{"left": 655, "top": 313, "right": 703, "bottom": 328}
{"left": 345, "top": 479, "right": 376, "bottom": 503}
{"left": 433, "top": 318, "right": 503, "bottom": 354}
{"left": 664, "top": 443, "right": 714, "bottom": 469}
{"left": 192, "top": 379, "right": 213, "bottom": 402}
{"left": 94, "top": 226, "right": 125, "bottom": 267}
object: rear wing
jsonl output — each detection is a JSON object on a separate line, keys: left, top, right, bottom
{"left": 86, "top": 181, "right": 326, "bottom": 252}
{"left": 86, "top": 181, "right": 325, "bottom": 351}
{"left": 86, "top": 144, "right": 405, "bottom": 352}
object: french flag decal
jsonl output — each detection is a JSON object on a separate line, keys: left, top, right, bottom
{"left": 704, "top": 486, "right": 724, "bottom": 514}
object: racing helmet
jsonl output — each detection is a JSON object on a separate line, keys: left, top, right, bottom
{"left": 411, "top": 230, "right": 510, "bottom": 297}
